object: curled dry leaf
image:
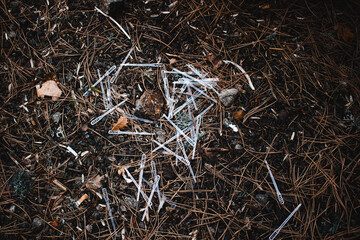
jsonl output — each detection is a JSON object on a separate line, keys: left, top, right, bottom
{"left": 36, "top": 80, "right": 62, "bottom": 100}
{"left": 85, "top": 175, "right": 104, "bottom": 190}
{"left": 334, "top": 24, "right": 354, "bottom": 43}
{"left": 112, "top": 116, "right": 128, "bottom": 130}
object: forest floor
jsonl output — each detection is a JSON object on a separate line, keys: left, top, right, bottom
{"left": 1, "top": 0, "right": 360, "bottom": 239}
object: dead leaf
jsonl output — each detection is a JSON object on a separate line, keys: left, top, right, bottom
{"left": 85, "top": 175, "right": 104, "bottom": 190}
{"left": 260, "top": 4, "right": 270, "bottom": 9}
{"left": 334, "top": 24, "right": 354, "bottom": 43}
{"left": 50, "top": 220, "right": 58, "bottom": 228}
{"left": 36, "top": 80, "right": 62, "bottom": 100}
{"left": 233, "top": 109, "right": 245, "bottom": 121}
{"left": 112, "top": 116, "right": 128, "bottom": 130}
{"left": 136, "top": 90, "right": 164, "bottom": 119}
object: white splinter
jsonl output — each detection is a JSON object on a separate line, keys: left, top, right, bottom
{"left": 90, "top": 99, "right": 127, "bottom": 125}
{"left": 95, "top": 7, "right": 131, "bottom": 40}
{"left": 137, "top": 154, "right": 146, "bottom": 201}
{"left": 269, "top": 203, "right": 302, "bottom": 240}
{"left": 223, "top": 60, "right": 255, "bottom": 90}
{"left": 264, "top": 160, "right": 285, "bottom": 205}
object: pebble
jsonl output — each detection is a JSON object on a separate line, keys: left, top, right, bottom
{"left": 52, "top": 112, "right": 62, "bottom": 124}
{"left": 255, "top": 193, "right": 269, "bottom": 205}
{"left": 219, "top": 88, "right": 239, "bottom": 107}
{"left": 124, "top": 196, "right": 138, "bottom": 208}
{"left": 31, "top": 217, "right": 44, "bottom": 233}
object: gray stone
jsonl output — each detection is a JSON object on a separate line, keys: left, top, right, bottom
{"left": 255, "top": 193, "right": 269, "bottom": 204}
{"left": 31, "top": 217, "right": 44, "bottom": 233}
{"left": 52, "top": 112, "right": 61, "bottom": 124}
{"left": 219, "top": 88, "right": 239, "bottom": 107}
{"left": 124, "top": 196, "right": 138, "bottom": 208}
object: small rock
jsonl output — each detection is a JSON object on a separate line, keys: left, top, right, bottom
{"left": 86, "top": 224, "right": 93, "bottom": 232}
{"left": 235, "top": 144, "right": 242, "bottom": 150}
{"left": 52, "top": 112, "right": 62, "bottom": 124}
{"left": 255, "top": 193, "right": 269, "bottom": 204}
{"left": 120, "top": 205, "right": 126, "bottom": 211}
{"left": 31, "top": 217, "right": 44, "bottom": 233}
{"left": 219, "top": 88, "right": 239, "bottom": 107}
{"left": 124, "top": 196, "right": 138, "bottom": 208}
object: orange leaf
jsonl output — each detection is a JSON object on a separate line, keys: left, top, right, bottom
{"left": 233, "top": 110, "right": 245, "bottom": 121}
{"left": 50, "top": 220, "right": 58, "bottom": 228}
{"left": 334, "top": 24, "right": 354, "bottom": 43}
{"left": 260, "top": 4, "right": 270, "bottom": 9}
{"left": 112, "top": 116, "right": 128, "bottom": 130}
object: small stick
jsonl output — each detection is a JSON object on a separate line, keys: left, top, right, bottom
{"left": 102, "top": 188, "right": 118, "bottom": 237}
{"left": 53, "top": 179, "right": 67, "bottom": 192}
{"left": 269, "top": 203, "right": 302, "bottom": 240}
{"left": 90, "top": 99, "right": 127, "bottom": 125}
{"left": 264, "top": 160, "right": 285, "bottom": 205}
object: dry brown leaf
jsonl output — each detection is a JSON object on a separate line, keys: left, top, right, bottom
{"left": 260, "top": 4, "right": 270, "bottom": 9}
{"left": 50, "top": 220, "right": 58, "bottom": 228}
{"left": 334, "top": 24, "right": 354, "bottom": 43}
{"left": 85, "top": 175, "right": 104, "bottom": 190}
{"left": 112, "top": 116, "right": 128, "bottom": 130}
{"left": 233, "top": 109, "right": 245, "bottom": 121}
{"left": 36, "top": 80, "right": 62, "bottom": 100}
{"left": 137, "top": 90, "right": 164, "bottom": 119}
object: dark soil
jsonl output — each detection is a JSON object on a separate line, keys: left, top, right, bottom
{"left": 1, "top": 0, "right": 360, "bottom": 239}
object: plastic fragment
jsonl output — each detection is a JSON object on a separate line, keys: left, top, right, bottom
{"left": 102, "top": 188, "right": 118, "bottom": 237}
{"left": 110, "top": 48, "right": 134, "bottom": 83}
{"left": 108, "top": 130, "right": 155, "bottom": 135}
{"left": 269, "top": 203, "right": 302, "bottom": 240}
{"left": 137, "top": 155, "right": 146, "bottom": 201}
{"left": 90, "top": 99, "right": 127, "bottom": 125}
{"left": 264, "top": 159, "right": 284, "bottom": 205}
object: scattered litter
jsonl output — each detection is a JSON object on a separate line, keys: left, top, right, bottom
{"left": 269, "top": 203, "right": 302, "bottom": 240}
{"left": 36, "top": 80, "right": 62, "bottom": 100}
{"left": 102, "top": 188, "right": 118, "bottom": 237}
{"left": 264, "top": 160, "right": 284, "bottom": 205}
{"left": 91, "top": 99, "right": 128, "bottom": 125}
{"left": 75, "top": 193, "right": 88, "bottom": 206}
{"left": 59, "top": 144, "right": 78, "bottom": 158}
{"left": 224, "top": 118, "right": 239, "bottom": 132}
